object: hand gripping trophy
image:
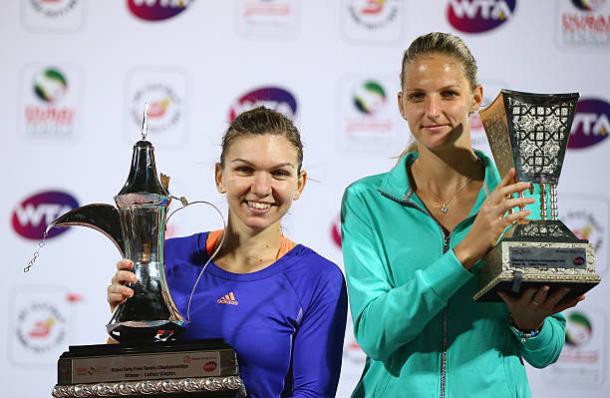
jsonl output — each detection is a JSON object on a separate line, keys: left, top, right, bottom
{"left": 474, "top": 90, "right": 601, "bottom": 302}
{"left": 37, "top": 106, "right": 245, "bottom": 397}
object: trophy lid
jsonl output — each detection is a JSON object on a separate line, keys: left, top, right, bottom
{"left": 117, "top": 104, "right": 168, "bottom": 197}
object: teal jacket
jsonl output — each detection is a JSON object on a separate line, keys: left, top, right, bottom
{"left": 341, "top": 151, "right": 565, "bottom": 398}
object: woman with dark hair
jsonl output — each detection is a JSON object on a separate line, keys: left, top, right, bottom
{"left": 108, "top": 106, "right": 347, "bottom": 398}
{"left": 341, "top": 32, "right": 583, "bottom": 397}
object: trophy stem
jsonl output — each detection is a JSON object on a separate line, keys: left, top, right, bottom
{"left": 540, "top": 183, "right": 547, "bottom": 220}
{"left": 550, "top": 183, "right": 558, "bottom": 221}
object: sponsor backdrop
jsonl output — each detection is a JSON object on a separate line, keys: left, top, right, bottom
{"left": 1, "top": 1, "right": 609, "bottom": 397}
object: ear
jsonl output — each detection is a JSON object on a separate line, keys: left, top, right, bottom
{"left": 292, "top": 170, "right": 308, "bottom": 201}
{"left": 471, "top": 85, "right": 483, "bottom": 114}
{"left": 215, "top": 162, "right": 226, "bottom": 194}
{"left": 397, "top": 91, "right": 407, "bottom": 119}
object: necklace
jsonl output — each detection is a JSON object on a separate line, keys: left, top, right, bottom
{"left": 413, "top": 160, "right": 476, "bottom": 215}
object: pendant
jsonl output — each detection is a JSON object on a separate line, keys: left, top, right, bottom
{"left": 440, "top": 204, "right": 448, "bottom": 214}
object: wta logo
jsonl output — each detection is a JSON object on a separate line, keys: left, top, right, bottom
{"left": 12, "top": 191, "right": 79, "bottom": 240}
{"left": 447, "top": 0, "right": 516, "bottom": 33}
{"left": 127, "top": 0, "right": 192, "bottom": 22}
{"left": 228, "top": 87, "right": 297, "bottom": 122}
{"left": 569, "top": 98, "right": 610, "bottom": 149}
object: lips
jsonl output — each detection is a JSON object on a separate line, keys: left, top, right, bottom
{"left": 422, "top": 124, "right": 451, "bottom": 131}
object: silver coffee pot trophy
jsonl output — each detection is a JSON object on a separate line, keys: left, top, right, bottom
{"left": 46, "top": 106, "right": 245, "bottom": 398}
{"left": 50, "top": 106, "right": 187, "bottom": 342}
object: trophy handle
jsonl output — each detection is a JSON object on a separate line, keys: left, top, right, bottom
{"left": 51, "top": 204, "right": 125, "bottom": 257}
{"left": 165, "top": 197, "right": 227, "bottom": 232}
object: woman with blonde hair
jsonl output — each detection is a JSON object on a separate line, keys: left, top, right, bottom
{"left": 341, "top": 32, "right": 583, "bottom": 397}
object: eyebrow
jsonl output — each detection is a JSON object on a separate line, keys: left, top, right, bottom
{"left": 231, "top": 159, "right": 296, "bottom": 169}
{"left": 405, "top": 84, "right": 461, "bottom": 92}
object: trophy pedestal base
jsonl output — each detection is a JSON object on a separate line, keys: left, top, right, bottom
{"left": 473, "top": 275, "right": 600, "bottom": 302}
{"left": 474, "top": 224, "right": 601, "bottom": 302}
{"left": 52, "top": 339, "right": 245, "bottom": 398}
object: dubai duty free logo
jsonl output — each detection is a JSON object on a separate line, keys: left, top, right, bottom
{"left": 127, "top": 0, "right": 193, "bottom": 22}
{"left": 11, "top": 190, "right": 79, "bottom": 240}
{"left": 338, "top": 76, "right": 402, "bottom": 153}
{"left": 569, "top": 97, "right": 610, "bottom": 149}
{"left": 544, "top": 307, "right": 606, "bottom": 385}
{"left": 235, "top": 0, "right": 299, "bottom": 38}
{"left": 228, "top": 86, "right": 298, "bottom": 122}
{"left": 566, "top": 311, "right": 593, "bottom": 347}
{"left": 557, "top": 0, "right": 610, "bottom": 49}
{"left": 21, "top": 66, "right": 79, "bottom": 139}
{"left": 343, "top": 79, "right": 394, "bottom": 137}
{"left": 447, "top": 0, "right": 516, "bottom": 34}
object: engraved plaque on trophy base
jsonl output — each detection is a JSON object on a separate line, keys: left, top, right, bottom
{"left": 474, "top": 221, "right": 601, "bottom": 302}
{"left": 52, "top": 339, "right": 245, "bottom": 398}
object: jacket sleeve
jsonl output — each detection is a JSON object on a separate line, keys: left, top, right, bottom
{"left": 511, "top": 312, "right": 566, "bottom": 368}
{"left": 341, "top": 185, "right": 473, "bottom": 361}
{"left": 289, "top": 269, "right": 348, "bottom": 397}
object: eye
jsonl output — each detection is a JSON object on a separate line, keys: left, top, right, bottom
{"left": 272, "top": 169, "right": 292, "bottom": 178}
{"left": 407, "top": 92, "right": 425, "bottom": 102}
{"left": 441, "top": 90, "right": 459, "bottom": 99}
{"left": 234, "top": 165, "right": 253, "bottom": 174}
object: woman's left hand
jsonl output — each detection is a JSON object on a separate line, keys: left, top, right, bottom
{"left": 498, "top": 286, "right": 585, "bottom": 331}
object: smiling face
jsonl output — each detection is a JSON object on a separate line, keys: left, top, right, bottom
{"left": 215, "top": 134, "right": 307, "bottom": 234}
{"left": 398, "top": 53, "right": 482, "bottom": 152}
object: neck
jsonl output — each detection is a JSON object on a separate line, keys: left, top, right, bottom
{"left": 412, "top": 145, "right": 482, "bottom": 194}
{"left": 215, "top": 218, "right": 283, "bottom": 273}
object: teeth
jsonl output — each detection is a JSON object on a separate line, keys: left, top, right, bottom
{"left": 247, "top": 201, "right": 271, "bottom": 210}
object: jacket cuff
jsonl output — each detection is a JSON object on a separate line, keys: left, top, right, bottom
{"left": 517, "top": 317, "right": 553, "bottom": 351}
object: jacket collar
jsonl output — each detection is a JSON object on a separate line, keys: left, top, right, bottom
{"left": 377, "top": 150, "right": 499, "bottom": 208}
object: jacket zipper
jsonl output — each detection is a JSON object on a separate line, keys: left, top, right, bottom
{"left": 440, "top": 232, "right": 450, "bottom": 398}
{"left": 379, "top": 189, "right": 464, "bottom": 398}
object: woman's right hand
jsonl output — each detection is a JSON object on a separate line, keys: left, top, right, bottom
{"left": 107, "top": 259, "right": 137, "bottom": 312}
{"left": 455, "top": 168, "right": 535, "bottom": 269}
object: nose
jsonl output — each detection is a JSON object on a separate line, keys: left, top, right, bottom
{"left": 424, "top": 96, "right": 441, "bottom": 119}
{"left": 251, "top": 172, "right": 272, "bottom": 197}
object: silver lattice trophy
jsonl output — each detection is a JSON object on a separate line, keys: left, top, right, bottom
{"left": 474, "top": 90, "right": 601, "bottom": 302}
{"left": 51, "top": 108, "right": 186, "bottom": 342}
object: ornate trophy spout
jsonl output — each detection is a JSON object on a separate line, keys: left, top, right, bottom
{"left": 51, "top": 107, "right": 185, "bottom": 342}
